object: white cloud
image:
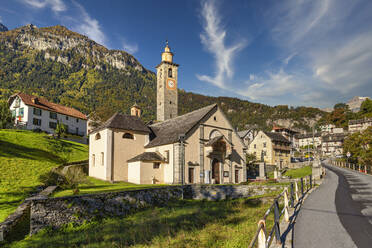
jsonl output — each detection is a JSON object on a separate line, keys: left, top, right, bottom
{"left": 21, "top": 0, "right": 66, "bottom": 13}
{"left": 196, "top": 0, "right": 246, "bottom": 89}
{"left": 71, "top": 2, "right": 106, "bottom": 46}
{"left": 240, "top": 69, "right": 301, "bottom": 100}
{"left": 122, "top": 40, "right": 138, "bottom": 54}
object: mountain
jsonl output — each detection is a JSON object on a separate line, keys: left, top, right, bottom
{"left": 0, "top": 24, "right": 326, "bottom": 132}
{"left": 0, "top": 23, "right": 8, "bottom": 32}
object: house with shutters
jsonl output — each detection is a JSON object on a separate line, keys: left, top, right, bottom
{"left": 88, "top": 43, "right": 247, "bottom": 185}
{"left": 8, "top": 92, "right": 87, "bottom": 136}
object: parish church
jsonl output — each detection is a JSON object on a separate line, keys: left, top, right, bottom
{"left": 89, "top": 43, "right": 247, "bottom": 184}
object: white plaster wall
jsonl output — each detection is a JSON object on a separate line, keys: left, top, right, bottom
{"left": 9, "top": 97, "right": 87, "bottom": 136}
{"left": 145, "top": 144, "right": 174, "bottom": 184}
{"left": 128, "top": 161, "right": 141, "bottom": 184}
{"left": 89, "top": 129, "right": 110, "bottom": 181}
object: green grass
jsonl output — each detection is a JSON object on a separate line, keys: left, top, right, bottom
{"left": 7, "top": 197, "right": 278, "bottom": 248}
{"left": 0, "top": 130, "right": 88, "bottom": 222}
{"left": 283, "top": 166, "right": 312, "bottom": 179}
{"left": 53, "top": 177, "right": 169, "bottom": 197}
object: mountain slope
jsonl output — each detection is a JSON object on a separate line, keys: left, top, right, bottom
{"left": 0, "top": 23, "right": 8, "bottom": 32}
{"left": 0, "top": 24, "right": 326, "bottom": 131}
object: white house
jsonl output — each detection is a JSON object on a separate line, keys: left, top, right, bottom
{"left": 8, "top": 92, "right": 87, "bottom": 136}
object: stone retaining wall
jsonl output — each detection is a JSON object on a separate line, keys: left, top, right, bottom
{"left": 30, "top": 186, "right": 184, "bottom": 235}
{"left": 185, "top": 184, "right": 282, "bottom": 200}
{"left": 29, "top": 184, "right": 284, "bottom": 235}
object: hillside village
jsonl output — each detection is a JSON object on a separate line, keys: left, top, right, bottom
{"left": 1, "top": 20, "right": 372, "bottom": 247}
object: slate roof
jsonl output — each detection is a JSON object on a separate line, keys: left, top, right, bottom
{"left": 264, "top": 131, "right": 291, "bottom": 144}
{"left": 145, "top": 104, "right": 218, "bottom": 148}
{"left": 91, "top": 112, "right": 150, "bottom": 134}
{"left": 8, "top": 92, "right": 87, "bottom": 120}
{"left": 127, "top": 152, "right": 165, "bottom": 163}
{"left": 295, "top": 132, "right": 321, "bottom": 139}
{"left": 237, "top": 130, "right": 250, "bottom": 138}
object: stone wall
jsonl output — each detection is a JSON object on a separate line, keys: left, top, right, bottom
{"left": 30, "top": 186, "right": 183, "bottom": 235}
{"left": 29, "top": 184, "right": 284, "bottom": 235}
{"left": 185, "top": 184, "right": 282, "bottom": 200}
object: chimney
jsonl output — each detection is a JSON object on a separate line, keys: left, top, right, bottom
{"left": 32, "top": 97, "right": 38, "bottom": 104}
{"left": 130, "top": 103, "right": 141, "bottom": 117}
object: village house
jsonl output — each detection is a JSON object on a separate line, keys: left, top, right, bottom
{"left": 237, "top": 129, "right": 257, "bottom": 147}
{"left": 8, "top": 92, "right": 87, "bottom": 136}
{"left": 88, "top": 43, "right": 247, "bottom": 185}
{"left": 248, "top": 130, "right": 291, "bottom": 169}
{"left": 296, "top": 132, "right": 322, "bottom": 149}
{"left": 321, "top": 133, "right": 346, "bottom": 157}
{"left": 348, "top": 118, "right": 372, "bottom": 133}
{"left": 271, "top": 126, "right": 299, "bottom": 156}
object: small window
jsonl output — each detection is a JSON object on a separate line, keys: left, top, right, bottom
{"left": 33, "top": 108, "right": 42, "bottom": 116}
{"left": 76, "top": 118, "right": 79, "bottom": 123}
{"left": 66, "top": 116, "right": 69, "bottom": 120}
{"left": 214, "top": 116, "right": 217, "bottom": 121}
{"left": 123, "top": 133, "right": 134, "bottom": 139}
{"left": 168, "top": 68, "right": 172, "bottom": 78}
{"left": 92, "top": 154, "right": 95, "bottom": 167}
{"left": 170, "top": 101, "right": 172, "bottom": 104}
{"left": 11, "top": 110, "right": 16, "bottom": 117}
{"left": 33, "top": 118, "right": 41, "bottom": 126}
{"left": 49, "top": 122, "right": 57, "bottom": 129}
{"left": 19, "top": 108, "right": 24, "bottom": 117}
{"left": 153, "top": 162, "right": 160, "bottom": 169}
{"left": 165, "top": 150, "right": 170, "bottom": 163}
{"left": 101, "top": 152, "right": 104, "bottom": 166}
{"left": 254, "top": 144, "right": 256, "bottom": 149}
{"left": 50, "top": 112, "right": 57, "bottom": 119}
{"left": 263, "top": 142, "right": 266, "bottom": 148}
{"left": 95, "top": 133, "right": 101, "bottom": 140}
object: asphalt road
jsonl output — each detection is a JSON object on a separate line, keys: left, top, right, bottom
{"left": 293, "top": 162, "right": 372, "bottom": 248}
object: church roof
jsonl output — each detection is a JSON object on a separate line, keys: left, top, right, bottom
{"left": 91, "top": 112, "right": 150, "bottom": 134}
{"left": 145, "top": 104, "right": 218, "bottom": 148}
{"left": 127, "top": 152, "right": 166, "bottom": 163}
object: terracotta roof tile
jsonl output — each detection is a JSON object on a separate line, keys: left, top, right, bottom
{"left": 9, "top": 92, "right": 87, "bottom": 120}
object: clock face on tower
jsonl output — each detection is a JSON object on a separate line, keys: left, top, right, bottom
{"left": 166, "top": 78, "right": 176, "bottom": 90}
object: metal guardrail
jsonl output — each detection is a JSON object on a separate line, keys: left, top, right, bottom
{"left": 330, "top": 159, "right": 372, "bottom": 174}
{"left": 248, "top": 175, "right": 315, "bottom": 248}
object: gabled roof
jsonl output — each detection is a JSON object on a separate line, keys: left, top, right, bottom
{"left": 264, "top": 131, "right": 291, "bottom": 144}
{"left": 91, "top": 112, "right": 150, "bottom": 134}
{"left": 8, "top": 92, "right": 87, "bottom": 120}
{"left": 127, "top": 152, "right": 166, "bottom": 163}
{"left": 145, "top": 104, "right": 218, "bottom": 148}
{"left": 237, "top": 130, "right": 250, "bottom": 138}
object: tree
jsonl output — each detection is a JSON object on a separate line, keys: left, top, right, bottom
{"left": 0, "top": 100, "right": 13, "bottom": 129}
{"left": 343, "top": 127, "right": 372, "bottom": 165}
{"left": 334, "top": 103, "right": 348, "bottom": 110}
{"left": 55, "top": 121, "right": 66, "bottom": 139}
{"left": 359, "top": 99, "right": 372, "bottom": 118}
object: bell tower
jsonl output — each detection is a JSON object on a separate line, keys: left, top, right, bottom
{"left": 156, "top": 41, "right": 179, "bottom": 121}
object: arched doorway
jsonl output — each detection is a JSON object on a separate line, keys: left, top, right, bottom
{"left": 212, "top": 159, "right": 220, "bottom": 184}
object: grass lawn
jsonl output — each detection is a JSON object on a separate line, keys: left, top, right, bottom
{"left": 283, "top": 166, "right": 312, "bottom": 179}
{"left": 0, "top": 130, "right": 88, "bottom": 222}
{"left": 7, "top": 197, "right": 278, "bottom": 248}
{"left": 53, "top": 177, "right": 169, "bottom": 197}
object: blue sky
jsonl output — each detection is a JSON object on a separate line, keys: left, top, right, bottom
{"left": 1, "top": 0, "right": 372, "bottom": 108}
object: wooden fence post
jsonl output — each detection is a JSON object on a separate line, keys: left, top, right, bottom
{"left": 284, "top": 188, "right": 289, "bottom": 222}
{"left": 257, "top": 220, "right": 266, "bottom": 248}
{"left": 295, "top": 181, "right": 299, "bottom": 202}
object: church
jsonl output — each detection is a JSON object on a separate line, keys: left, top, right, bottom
{"left": 88, "top": 43, "right": 247, "bottom": 184}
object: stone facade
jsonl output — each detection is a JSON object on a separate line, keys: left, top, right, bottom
{"left": 156, "top": 44, "right": 178, "bottom": 121}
